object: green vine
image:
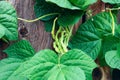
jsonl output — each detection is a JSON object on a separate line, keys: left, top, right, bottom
{"left": 18, "top": 13, "right": 59, "bottom": 23}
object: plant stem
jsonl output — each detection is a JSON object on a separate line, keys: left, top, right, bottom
{"left": 51, "top": 17, "right": 58, "bottom": 39}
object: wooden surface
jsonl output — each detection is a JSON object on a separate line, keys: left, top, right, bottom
{"left": 15, "top": 0, "right": 53, "bottom": 51}
{"left": 11, "top": 0, "right": 53, "bottom": 51}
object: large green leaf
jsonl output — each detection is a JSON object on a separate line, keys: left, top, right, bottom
{"left": 4, "top": 40, "right": 35, "bottom": 60}
{"left": 57, "top": 10, "right": 83, "bottom": 27}
{"left": 0, "top": 58, "right": 30, "bottom": 80}
{"left": 34, "top": 0, "right": 61, "bottom": 21}
{"left": 0, "top": 58, "right": 24, "bottom": 80}
{"left": 0, "top": 41, "right": 96, "bottom": 80}
{"left": 69, "top": 12, "right": 120, "bottom": 60}
{"left": 46, "top": 0, "right": 80, "bottom": 10}
{"left": 60, "top": 49, "right": 97, "bottom": 80}
{"left": 69, "top": 0, "right": 97, "bottom": 10}
{"left": 0, "top": 1, "right": 18, "bottom": 40}
{"left": 0, "top": 40, "right": 35, "bottom": 80}
{"left": 102, "top": 0, "right": 120, "bottom": 4}
{"left": 15, "top": 49, "right": 96, "bottom": 80}
{"left": 34, "top": 0, "right": 84, "bottom": 27}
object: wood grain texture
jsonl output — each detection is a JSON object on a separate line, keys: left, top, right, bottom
{"left": 90, "top": 0, "right": 105, "bottom": 15}
{"left": 10, "top": 0, "right": 53, "bottom": 51}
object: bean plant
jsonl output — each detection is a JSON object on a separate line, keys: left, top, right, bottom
{"left": 0, "top": 0, "right": 120, "bottom": 80}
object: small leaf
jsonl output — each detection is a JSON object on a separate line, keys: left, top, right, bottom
{"left": 34, "top": 0, "right": 60, "bottom": 21}
{"left": 4, "top": 40, "right": 35, "bottom": 60}
{"left": 15, "top": 49, "right": 96, "bottom": 80}
{"left": 105, "top": 43, "right": 120, "bottom": 69}
{"left": 69, "top": 0, "right": 97, "bottom": 10}
{"left": 0, "top": 1, "right": 18, "bottom": 40}
{"left": 102, "top": 0, "right": 120, "bottom": 4}
{"left": 58, "top": 10, "right": 84, "bottom": 27}
{"left": 46, "top": 0, "right": 80, "bottom": 10}
{"left": 105, "top": 51, "right": 120, "bottom": 69}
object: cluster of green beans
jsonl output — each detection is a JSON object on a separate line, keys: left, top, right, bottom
{"left": 109, "top": 10, "right": 115, "bottom": 35}
{"left": 51, "top": 17, "right": 73, "bottom": 55}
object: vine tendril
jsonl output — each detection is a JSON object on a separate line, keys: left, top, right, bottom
{"left": 18, "top": 13, "right": 59, "bottom": 23}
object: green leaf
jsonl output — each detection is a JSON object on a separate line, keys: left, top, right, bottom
{"left": 4, "top": 40, "right": 35, "bottom": 60}
{"left": 44, "top": 19, "right": 54, "bottom": 32}
{"left": 102, "top": 0, "right": 120, "bottom": 4}
{"left": 69, "top": 12, "right": 120, "bottom": 60}
{"left": 100, "top": 35, "right": 120, "bottom": 57}
{"left": 57, "top": 10, "right": 83, "bottom": 27}
{"left": 97, "top": 35, "right": 120, "bottom": 66}
{"left": 0, "top": 40, "right": 35, "bottom": 80}
{"left": 60, "top": 49, "right": 97, "bottom": 80}
{"left": 0, "top": 58, "right": 29, "bottom": 80}
{"left": 46, "top": 0, "right": 80, "bottom": 10}
{"left": 69, "top": 0, "right": 97, "bottom": 10}
{"left": 44, "top": 19, "right": 59, "bottom": 32}
{"left": 105, "top": 50, "right": 120, "bottom": 69}
{"left": 34, "top": 0, "right": 84, "bottom": 27}
{"left": 0, "top": 58, "right": 24, "bottom": 80}
{"left": 104, "top": 43, "right": 120, "bottom": 69}
{"left": 0, "top": 1, "right": 18, "bottom": 40}
{"left": 34, "top": 0, "right": 60, "bottom": 21}
{"left": 15, "top": 49, "right": 96, "bottom": 80}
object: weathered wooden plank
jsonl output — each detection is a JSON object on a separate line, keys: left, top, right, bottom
{"left": 11, "top": 0, "right": 53, "bottom": 51}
